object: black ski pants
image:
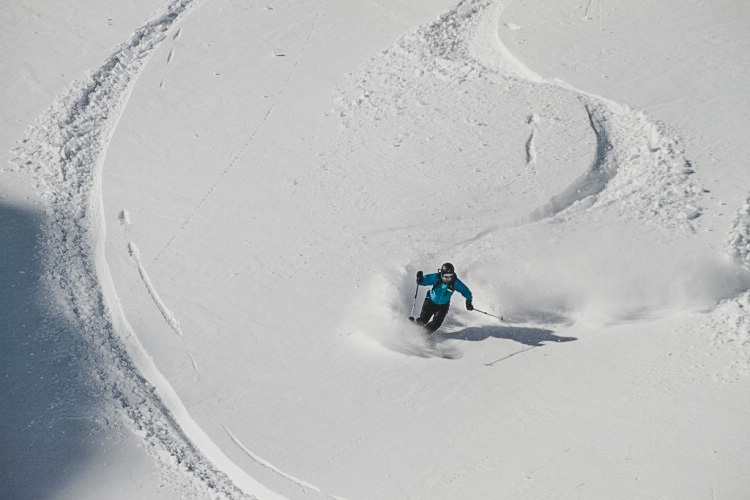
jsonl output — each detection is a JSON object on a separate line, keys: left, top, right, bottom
{"left": 416, "top": 297, "right": 450, "bottom": 333}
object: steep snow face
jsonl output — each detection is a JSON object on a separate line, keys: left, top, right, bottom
{"left": 5, "top": 0, "right": 750, "bottom": 499}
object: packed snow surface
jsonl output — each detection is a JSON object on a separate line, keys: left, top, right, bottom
{"left": 2, "top": 0, "right": 749, "bottom": 499}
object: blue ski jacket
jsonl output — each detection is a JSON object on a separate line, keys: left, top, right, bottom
{"left": 419, "top": 272, "right": 473, "bottom": 305}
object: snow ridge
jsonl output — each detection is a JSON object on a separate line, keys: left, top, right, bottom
{"left": 11, "top": 0, "right": 265, "bottom": 497}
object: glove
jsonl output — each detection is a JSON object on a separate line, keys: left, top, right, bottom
{"left": 416, "top": 271, "right": 423, "bottom": 284}
{"left": 466, "top": 300, "right": 474, "bottom": 311}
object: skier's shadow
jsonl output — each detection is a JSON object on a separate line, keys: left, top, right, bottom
{"left": 443, "top": 324, "right": 577, "bottom": 347}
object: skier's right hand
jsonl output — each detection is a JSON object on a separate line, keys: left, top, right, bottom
{"left": 416, "top": 271, "right": 423, "bottom": 284}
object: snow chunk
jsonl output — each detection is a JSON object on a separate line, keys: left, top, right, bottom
{"left": 728, "top": 195, "right": 750, "bottom": 271}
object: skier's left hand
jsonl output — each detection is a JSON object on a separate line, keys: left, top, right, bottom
{"left": 465, "top": 300, "right": 474, "bottom": 311}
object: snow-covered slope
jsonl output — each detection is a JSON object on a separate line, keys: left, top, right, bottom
{"left": 2, "top": 0, "right": 749, "bottom": 499}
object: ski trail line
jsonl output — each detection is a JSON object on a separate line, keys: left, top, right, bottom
{"left": 484, "top": 345, "right": 540, "bottom": 366}
{"left": 154, "top": 102, "right": 276, "bottom": 262}
{"left": 13, "top": 0, "right": 283, "bottom": 497}
{"left": 188, "top": 350, "right": 201, "bottom": 380}
{"left": 128, "top": 241, "right": 185, "bottom": 338}
{"left": 525, "top": 101, "right": 615, "bottom": 223}
{"left": 127, "top": 240, "right": 202, "bottom": 378}
{"left": 223, "top": 425, "right": 329, "bottom": 494}
{"left": 483, "top": 0, "right": 703, "bottom": 231}
{"left": 154, "top": 10, "right": 323, "bottom": 263}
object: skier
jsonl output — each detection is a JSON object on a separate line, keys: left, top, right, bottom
{"left": 415, "top": 262, "right": 473, "bottom": 333}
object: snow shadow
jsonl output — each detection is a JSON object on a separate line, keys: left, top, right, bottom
{"left": 526, "top": 103, "right": 616, "bottom": 223}
{"left": 0, "top": 203, "right": 97, "bottom": 498}
{"left": 443, "top": 324, "right": 577, "bottom": 347}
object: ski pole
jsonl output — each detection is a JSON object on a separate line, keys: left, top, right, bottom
{"left": 408, "top": 283, "right": 419, "bottom": 321}
{"left": 473, "top": 308, "right": 503, "bottom": 322}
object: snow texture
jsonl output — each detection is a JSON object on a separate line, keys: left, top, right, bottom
{"left": 2, "top": 0, "right": 750, "bottom": 499}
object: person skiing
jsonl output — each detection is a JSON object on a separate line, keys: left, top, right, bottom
{"left": 415, "top": 262, "right": 473, "bottom": 333}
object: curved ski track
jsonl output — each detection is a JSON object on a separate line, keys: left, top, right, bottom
{"left": 12, "top": 0, "right": 276, "bottom": 498}
{"left": 341, "top": 0, "right": 705, "bottom": 234}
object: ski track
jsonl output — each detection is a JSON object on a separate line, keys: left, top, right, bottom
{"left": 153, "top": 11, "right": 321, "bottom": 264}
{"left": 340, "top": 0, "right": 706, "bottom": 234}
{"left": 525, "top": 102, "right": 616, "bottom": 223}
{"left": 188, "top": 351, "right": 202, "bottom": 381}
{"left": 127, "top": 238, "right": 203, "bottom": 381}
{"left": 128, "top": 241, "right": 185, "bottom": 338}
{"left": 153, "top": 103, "right": 276, "bottom": 263}
{"left": 484, "top": 345, "right": 540, "bottom": 366}
{"left": 223, "top": 425, "right": 338, "bottom": 497}
{"left": 11, "top": 0, "right": 271, "bottom": 498}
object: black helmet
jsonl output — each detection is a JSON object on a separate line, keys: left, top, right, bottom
{"left": 440, "top": 262, "right": 455, "bottom": 275}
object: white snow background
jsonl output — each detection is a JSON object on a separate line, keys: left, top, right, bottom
{"left": 2, "top": 0, "right": 750, "bottom": 498}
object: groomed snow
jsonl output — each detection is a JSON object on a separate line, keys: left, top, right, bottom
{"left": 2, "top": 0, "right": 749, "bottom": 499}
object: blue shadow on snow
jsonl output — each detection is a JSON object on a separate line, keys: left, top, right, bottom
{"left": 443, "top": 324, "right": 577, "bottom": 347}
{"left": 0, "top": 202, "right": 97, "bottom": 498}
